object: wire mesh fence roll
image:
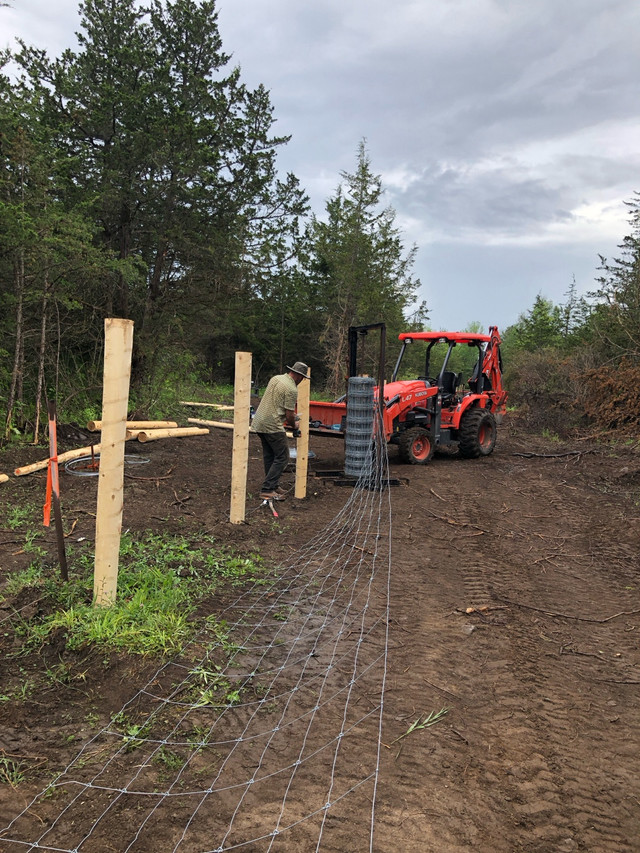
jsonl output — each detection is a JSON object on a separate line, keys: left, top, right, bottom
{"left": 344, "top": 377, "right": 376, "bottom": 478}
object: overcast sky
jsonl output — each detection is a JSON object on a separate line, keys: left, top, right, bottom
{"left": 3, "top": 0, "right": 640, "bottom": 333}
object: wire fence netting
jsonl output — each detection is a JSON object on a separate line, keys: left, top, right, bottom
{"left": 0, "top": 415, "right": 392, "bottom": 852}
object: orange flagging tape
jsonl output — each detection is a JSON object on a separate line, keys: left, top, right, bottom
{"left": 43, "top": 414, "right": 59, "bottom": 527}
{"left": 43, "top": 462, "right": 52, "bottom": 527}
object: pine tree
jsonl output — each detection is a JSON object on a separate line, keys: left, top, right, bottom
{"left": 503, "top": 294, "right": 564, "bottom": 354}
{"left": 14, "top": 0, "right": 308, "bottom": 385}
{"left": 0, "top": 60, "right": 102, "bottom": 439}
{"left": 590, "top": 193, "right": 640, "bottom": 359}
{"left": 309, "top": 141, "right": 426, "bottom": 393}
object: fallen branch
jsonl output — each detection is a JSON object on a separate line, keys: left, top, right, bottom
{"left": 532, "top": 552, "right": 590, "bottom": 565}
{"left": 560, "top": 647, "right": 604, "bottom": 659}
{"left": 498, "top": 597, "right": 640, "bottom": 623}
{"left": 512, "top": 449, "right": 598, "bottom": 459}
{"left": 422, "top": 678, "right": 462, "bottom": 701}
{"left": 124, "top": 469, "right": 173, "bottom": 481}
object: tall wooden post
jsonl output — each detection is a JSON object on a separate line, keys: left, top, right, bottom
{"left": 294, "top": 367, "right": 310, "bottom": 499}
{"left": 230, "top": 351, "right": 252, "bottom": 524}
{"left": 94, "top": 318, "right": 134, "bottom": 605}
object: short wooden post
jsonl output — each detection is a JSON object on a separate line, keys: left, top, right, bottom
{"left": 94, "top": 318, "right": 134, "bottom": 605}
{"left": 294, "top": 367, "right": 310, "bottom": 499}
{"left": 45, "top": 401, "right": 68, "bottom": 581}
{"left": 230, "top": 351, "right": 252, "bottom": 524}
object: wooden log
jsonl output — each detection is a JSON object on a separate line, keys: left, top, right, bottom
{"left": 136, "top": 427, "right": 209, "bottom": 442}
{"left": 295, "top": 367, "right": 311, "bottom": 500}
{"left": 230, "top": 352, "right": 251, "bottom": 524}
{"left": 15, "top": 444, "right": 102, "bottom": 477}
{"left": 94, "top": 318, "right": 134, "bottom": 606}
{"left": 188, "top": 417, "right": 233, "bottom": 429}
{"left": 0, "top": 473, "right": 9, "bottom": 484}
{"left": 125, "top": 428, "right": 173, "bottom": 439}
{"left": 188, "top": 417, "right": 298, "bottom": 438}
{"left": 180, "top": 401, "right": 234, "bottom": 410}
{"left": 87, "top": 419, "right": 178, "bottom": 431}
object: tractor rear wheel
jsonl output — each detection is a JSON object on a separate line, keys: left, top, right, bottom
{"left": 398, "top": 427, "right": 434, "bottom": 465}
{"left": 458, "top": 408, "right": 497, "bottom": 458}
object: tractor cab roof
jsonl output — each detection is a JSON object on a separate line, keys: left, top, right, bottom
{"left": 398, "top": 331, "right": 492, "bottom": 345}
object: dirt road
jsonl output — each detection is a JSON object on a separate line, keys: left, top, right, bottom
{"left": 377, "top": 430, "right": 640, "bottom": 852}
{"left": 0, "top": 420, "right": 638, "bottom": 851}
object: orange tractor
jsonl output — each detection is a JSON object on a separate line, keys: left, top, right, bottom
{"left": 308, "top": 326, "right": 507, "bottom": 464}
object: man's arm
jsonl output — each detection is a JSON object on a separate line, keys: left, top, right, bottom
{"left": 285, "top": 409, "right": 301, "bottom": 437}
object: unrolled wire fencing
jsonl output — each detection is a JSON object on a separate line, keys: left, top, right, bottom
{"left": 0, "top": 409, "right": 392, "bottom": 852}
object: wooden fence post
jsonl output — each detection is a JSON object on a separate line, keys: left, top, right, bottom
{"left": 94, "top": 318, "right": 134, "bottom": 605}
{"left": 294, "top": 367, "right": 310, "bottom": 499}
{"left": 230, "top": 351, "right": 252, "bottom": 524}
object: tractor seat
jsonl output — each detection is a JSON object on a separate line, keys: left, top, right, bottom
{"left": 469, "top": 372, "right": 492, "bottom": 394}
{"left": 441, "top": 371, "right": 461, "bottom": 403}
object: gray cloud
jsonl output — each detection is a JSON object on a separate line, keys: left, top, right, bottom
{"left": 4, "top": 0, "right": 639, "bottom": 331}
{"left": 398, "top": 164, "right": 573, "bottom": 237}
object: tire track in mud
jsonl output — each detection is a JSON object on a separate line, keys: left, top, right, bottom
{"left": 436, "top": 467, "right": 575, "bottom": 851}
{"left": 377, "top": 447, "right": 640, "bottom": 852}
{"left": 457, "top": 454, "right": 639, "bottom": 852}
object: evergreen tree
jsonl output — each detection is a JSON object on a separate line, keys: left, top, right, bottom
{"left": 309, "top": 141, "right": 426, "bottom": 393}
{"left": 0, "top": 57, "right": 102, "bottom": 439}
{"left": 502, "top": 294, "right": 564, "bottom": 355}
{"left": 589, "top": 193, "right": 640, "bottom": 359}
{"left": 14, "top": 0, "right": 308, "bottom": 385}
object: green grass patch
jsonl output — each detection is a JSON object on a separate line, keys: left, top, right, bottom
{"left": 5, "top": 502, "right": 41, "bottom": 531}
{"left": 10, "top": 531, "right": 269, "bottom": 657}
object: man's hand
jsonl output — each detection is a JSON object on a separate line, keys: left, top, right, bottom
{"left": 292, "top": 428, "right": 302, "bottom": 438}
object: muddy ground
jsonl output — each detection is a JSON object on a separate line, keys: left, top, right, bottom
{"left": 0, "top": 416, "right": 639, "bottom": 852}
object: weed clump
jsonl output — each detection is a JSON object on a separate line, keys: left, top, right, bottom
{"left": 8, "top": 531, "right": 269, "bottom": 658}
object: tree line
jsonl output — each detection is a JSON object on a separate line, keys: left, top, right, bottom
{"left": 0, "top": 0, "right": 425, "bottom": 439}
{"left": 2, "top": 0, "right": 638, "bottom": 442}
{"left": 501, "top": 194, "right": 640, "bottom": 435}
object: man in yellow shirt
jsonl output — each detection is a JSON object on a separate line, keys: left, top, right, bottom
{"left": 250, "top": 362, "right": 310, "bottom": 500}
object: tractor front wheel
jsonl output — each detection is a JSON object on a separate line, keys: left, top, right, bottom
{"left": 398, "top": 427, "right": 434, "bottom": 465}
{"left": 458, "top": 408, "right": 497, "bottom": 458}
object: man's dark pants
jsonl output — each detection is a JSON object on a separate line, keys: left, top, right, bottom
{"left": 257, "top": 431, "right": 290, "bottom": 492}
